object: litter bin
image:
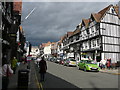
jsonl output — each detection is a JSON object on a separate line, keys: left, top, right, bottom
{"left": 17, "top": 69, "right": 29, "bottom": 89}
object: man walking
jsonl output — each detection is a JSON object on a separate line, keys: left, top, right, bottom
{"left": 39, "top": 56, "right": 47, "bottom": 82}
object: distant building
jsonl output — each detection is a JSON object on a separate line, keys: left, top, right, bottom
{"left": 57, "top": 37, "right": 64, "bottom": 59}
{"left": 62, "top": 32, "right": 74, "bottom": 59}
{"left": 30, "top": 46, "right": 39, "bottom": 57}
{"left": 43, "top": 41, "right": 52, "bottom": 58}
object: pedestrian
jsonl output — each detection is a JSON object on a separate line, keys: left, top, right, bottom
{"left": 2, "top": 59, "right": 13, "bottom": 90}
{"left": 97, "top": 61, "right": 100, "bottom": 67}
{"left": 11, "top": 57, "right": 18, "bottom": 74}
{"left": 106, "top": 58, "right": 111, "bottom": 69}
{"left": 100, "top": 58, "right": 107, "bottom": 70}
{"left": 37, "top": 57, "right": 41, "bottom": 67}
{"left": 39, "top": 56, "right": 47, "bottom": 82}
{"left": 24, "top": 56, "right": 27, "bottom": 64}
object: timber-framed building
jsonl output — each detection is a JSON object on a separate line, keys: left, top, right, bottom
{"left": 62, "top": 4, "right": 120, "bottom": 64}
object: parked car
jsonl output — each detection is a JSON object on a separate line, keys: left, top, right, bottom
{"left": 59, "top": 59, "right": 64, "bottom": 65}
{"left": 64, "top": 58, "right": 76, "bottom": 67}
{"left": 77, "top": 60, "right": 100, "bottom": 72}
{"left": 63, "top": 59, "right": 67, "bottom": 66}
{"left": 50, "top": 57, "right": 55, "bottom": 62}
{"left": 34, "top": 58, "right": 41, "bottom": 67}
{"left": 54, "top": 58, "right": 61, "bottom": 63}
{"left": 32, "top": 57, "right": 36, "bottom": 60}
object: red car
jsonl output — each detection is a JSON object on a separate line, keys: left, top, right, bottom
{"left": 59, "top": 59, "right": 64, "bottom": 65}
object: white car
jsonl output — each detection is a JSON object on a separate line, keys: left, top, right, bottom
{"left": 65, "top": 58, "right": 77, "bottom": 66}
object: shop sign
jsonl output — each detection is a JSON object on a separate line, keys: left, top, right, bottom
{"left": 81, "top": 53, "right": 87, "bottom": 55}
{"left": 10, "top": 34, "right": 16, "bottom": 37}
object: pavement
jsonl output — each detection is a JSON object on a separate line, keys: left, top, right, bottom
{"left": 7, "top": 61, "right": 120, "bottom": 89}
{"left": 99, "top": 68, "right": 120, "bottom": 75}
{"left": 8, "top": 61, "right": 40, "bottom": 90}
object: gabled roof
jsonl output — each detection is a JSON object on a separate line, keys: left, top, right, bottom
{"left": 61, "top": 34, "right": 67, "bottom": 41}
{"left": 60, "top": 4, "right": 119, "bottom": 44}
{"left": 57, "top": 40, "right": 61, "bottom": 45}
{"left": 97, "top": 4, "right": 114, "bottom": 22}
{"left": 69, "top": 23, "right": 82, "bottom": 38}
{"left": 41, "top": 43, "right": 46, "bottom": 48}
{"left": 113, "top": 5, "right": 120, "bottom": 18}
{"left": 98, "top": 4, "right": 112, "bottom": 17}
{"left": 45, "top": 41, "right": 51, "bottom": 46}
{"left": 91, "top": 13, "right": 101, "bottom": 22}
{"left": 90, "top": 4, "right": 120, "bottom": 22}
{"left": 73, "top": 29, "right": 80, "bottom": 35}
{"left": 51, "top": 42, "right": 56, "bottom": 45}
{"left": 60, "top": 36, "right": 64, "bottom": 42}
{"left": 61, "top": 32, "right": 73, "bottom": 41}
{"left": 67, "top": 32, "right": 73, "bottom": 37}
{"left": 82, "top": 19, "right": 90, "bottom": 28}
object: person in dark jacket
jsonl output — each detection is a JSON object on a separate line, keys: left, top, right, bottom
{"left": 39, "top": 56, "right": 47, "bottom": 82}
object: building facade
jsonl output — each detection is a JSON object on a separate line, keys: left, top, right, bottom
{"left": 1, "top": 0, "right": 24, "bottom": 64}
{"left": 39, "top": 4, "right": 120, "bottom": 66}
{"left": 62, "top": 4, "right": 120, "bottom": 64}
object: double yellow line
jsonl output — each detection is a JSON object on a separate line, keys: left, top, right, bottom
{"left": 34, "top": 66, "right": 43, "bottom": 90}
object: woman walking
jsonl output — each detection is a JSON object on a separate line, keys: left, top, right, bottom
{"left": 2, "top": 58, "right": 13, "bottom": 89}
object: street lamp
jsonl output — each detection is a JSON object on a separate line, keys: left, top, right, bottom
{"left": 21, "top": 7, "right": 36, "bottom": 56}
{"left": 25, "top": 41, "right": 31, "bottom": 56}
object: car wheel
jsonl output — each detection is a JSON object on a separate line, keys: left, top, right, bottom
{"left": 84, "top": 67, "right": 87, "bottom": 72}
{"left": 96, "top": 70, "right": 99, "bottom": 72}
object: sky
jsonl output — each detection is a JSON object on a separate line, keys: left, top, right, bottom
{"left": 21, "top": 2, "right": 117, "bottom": 46}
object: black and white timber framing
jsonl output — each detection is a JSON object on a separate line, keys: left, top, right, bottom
{"left": 62, "top": 4, "right": 120, "bottom": 63}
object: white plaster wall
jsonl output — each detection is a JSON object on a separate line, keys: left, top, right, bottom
{"left": 44, "top": 45, "right": 51, "bottom": 55}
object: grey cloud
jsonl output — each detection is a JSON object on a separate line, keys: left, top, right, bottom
{"left": 21, "top": 2, "right": 113, "bottom": 46}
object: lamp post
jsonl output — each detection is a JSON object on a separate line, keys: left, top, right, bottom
{"left": 21, "top": 7, "right": 36, "bottom": 56}
{"left": 25, "top": 41, "right": 31, "bottom": 56}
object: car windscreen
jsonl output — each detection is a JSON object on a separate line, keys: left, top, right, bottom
{"left": 70, "top": 59, "right": 76, "bottom": 61}
{"left": 85, "top": 61, "right": 97, "bottom": 64}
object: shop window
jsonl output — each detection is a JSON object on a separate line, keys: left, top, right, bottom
{"left": 89, "top": 41, "right": 91, "bottom": 48}
{"left": 97, "top": 39, "right": 100, "bottom": 46}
